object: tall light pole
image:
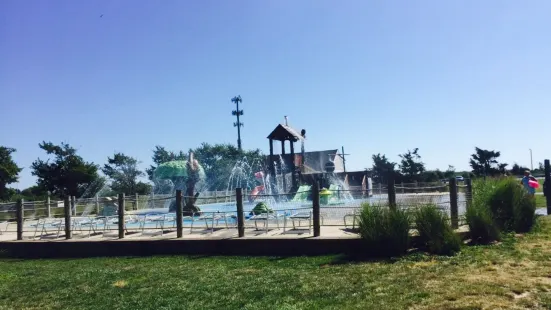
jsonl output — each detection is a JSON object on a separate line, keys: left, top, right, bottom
{"left": 530, "top": 148, "right": 533, "bottom": 171}
{"left": 231, "top": 95, "right": 243, "bottom": 151}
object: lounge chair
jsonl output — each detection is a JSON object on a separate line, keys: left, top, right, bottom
{"left": 343, "top": 209, "right": 361, "bottom": 229}
{"left": 31, "top": 218, "right": 64, "bottom": 239}
{"left": 101, "top": 215, "right": 138, "bottom": 237}
{"left": 249, "top": 212, "right": 284, "bottom": 233}
{"left": 0, "top": 221, "right": 7, "bottom": 235}
{"left": 193, "top": 212, "right": 235, "bottom": 233}
{"left": 72, "top": 216, "right": 104, "bottom": 238}
{"left": 287, "top": 211, "right": 326, "bottom": 233}
{"left": 140, "top": 213, "right": 177, "bottom": 236}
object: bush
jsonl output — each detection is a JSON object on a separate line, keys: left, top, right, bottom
{"left": 488, "top": 179, "right": 516, "bottom": 230}
{"left": 485, "top": 178, "right": 536, "bottom": 232}
{"left": 358, "top": 203, "right": 411, "bottom": 257}
{"left": 414, "top": 204, "right": 461, "bottom": 255}
{"left": 466, "top": 177, "right": 536, "bottom": 242}
{"left": 511, "top": 183, "right": 537, "bottom": 232}
{"left": 465, "top": 203, "right": 501, "bottom": 244}
{"left": 467, "top": 179, "right": 501, "bottom": 244}
{"left": 487, "top": 178, "right": 535, "bottom": 231}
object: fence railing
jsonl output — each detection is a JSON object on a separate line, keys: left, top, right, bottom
{"left": 1, "top": 178, "right": 473, "bottom": 241}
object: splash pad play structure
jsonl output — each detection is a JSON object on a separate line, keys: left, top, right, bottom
{"left": 122, "top": 119, "right": 461, "bottom": 231}
{"left": 153, "top": 152, "right": 205, "bottom": 215}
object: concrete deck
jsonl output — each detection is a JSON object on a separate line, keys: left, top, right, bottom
{"left": 0, "top": 221, "right": 471, "bottom": 258}
{"left": 0, "top": 225, "right": 360, "bottom": 242}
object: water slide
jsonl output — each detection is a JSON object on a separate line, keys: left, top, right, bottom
{"left": 248, "top": 185, "right": 265, "bottom": 202}
{"left": 291, "top": 185, "right": 312, "bottom": 202}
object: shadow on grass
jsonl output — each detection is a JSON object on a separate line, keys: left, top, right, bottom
{"left": 328, "top": 248, "right": 426, "bottom": 265}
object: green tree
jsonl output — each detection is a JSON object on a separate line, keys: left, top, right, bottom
{"left": 398, "top": 148, "right": 425, "bottom": 182}
{"left": 192, "top": 143, "right": 264, "bottom": 191}
{"left": 469, "top": 147, "right": 503, "bottom": 177}
{"left": 421, "top": 170, "right": 441, "bottom": 182}
{"left": 102, "top": 153, "right": 151, "bottom": 195}
{"left": 371, "top": 154, "right": 397, "bottom": 184}
{"left": 532, "top": 162, "right": 545, "bottom": 176}
{"left": 510, "top": 163, "right": 532, "bottom": 176}
{"left": 498, "top": 163, "right": 508, "bottom": 174}
{"left": 460, "top": 171, "right": 475, "bottom": 179}
{"left": 31, "top": 142, "right": 103, "bottom": 198}
{"left": 17, "top": 185, "right": 49, "bottom": 201}
{"left": 444, "top": 165, "right": 456, "bottom": 179}
{"left": 0, "top": 147, "right": 23, "bottom": 201}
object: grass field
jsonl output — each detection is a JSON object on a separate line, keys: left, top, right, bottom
{"left": 2, "top": 219, "right": 551, "bottom": 309}
{"left": 537, "top": 194, "right": 546, "bottom": 208}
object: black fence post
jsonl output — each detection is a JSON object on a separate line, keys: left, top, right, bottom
{"left": 118, "top": 193, "right": 125, "bottom": 239}
{"left": 388, "top": 176, "right": 396, "bottom": 210}
{"left": 449, "top": 177, "right": 459, "bottom": 229}
{"left": 545, "top": 159, "right": 551, "bottom": 215}
{"left": 16, "top": 199, "right": 23, "bottom": 240}
{"left": 236, "top": 188, "right": 245, "bottom": 237}
{"left": 176, "top": 190, "right": 183, "bottom": 238}
{"left": 465, "top": 178, "right": 473, "bottom": 210}
{"left": 312, "top": 182, "right": 321, "bottom": 237}
{"left": 64, "top": 196, "right": 72, "bottom": 239}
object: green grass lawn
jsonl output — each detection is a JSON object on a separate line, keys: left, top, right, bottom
{"left": 537, "top": 194, "right": 545, "bottom": 206}
{"left": 2, "top": 219, "right": 551, "bottom": 309}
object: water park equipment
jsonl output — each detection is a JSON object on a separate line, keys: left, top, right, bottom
{"left": 154, "top": 152, "right": 206, "bottom": 215}
{"left": 291, "top": 185, "right": 311, "bottom": 202}
{"left": 250, "top": 202, "right": 274, "bottom": 215}
{"left": 320, "top": 188, "right": 332, "bottom": 205}
{"left": 247, "top": 171, "right": 266, "bottom": 202}
{"left": 248, "top": 185, "right": 265, "bottom": 202}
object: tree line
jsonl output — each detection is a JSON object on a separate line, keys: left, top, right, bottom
{"left": 0, "top": 143, "right": 544, "bottom": 202}
{"left": 0, "top": 142, "right": 263, "bottom": 202}
{"left": 370, "top": 147, "right": 545, "bottom": 184}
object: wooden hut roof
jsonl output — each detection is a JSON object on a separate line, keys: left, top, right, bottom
{"left": 267, "top": 124, "right": 305, "bottom": 142}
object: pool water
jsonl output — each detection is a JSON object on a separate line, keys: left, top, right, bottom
{"left": 122, "top": 193, "right": 465, "bottom": 229}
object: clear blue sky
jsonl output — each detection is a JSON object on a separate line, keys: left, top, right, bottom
{"left": 2, "top": 0, "right": 551, "bottom": 189}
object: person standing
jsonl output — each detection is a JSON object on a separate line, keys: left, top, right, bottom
{"left": 521, "top": 170, "right": 537, "bottom": 196}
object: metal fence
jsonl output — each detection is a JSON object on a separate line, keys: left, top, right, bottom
{"left": 0, "top": 190, "right": 248, "bottom": 222}
{"left": 0, "top": 181, "right": 472, "bottom": 241}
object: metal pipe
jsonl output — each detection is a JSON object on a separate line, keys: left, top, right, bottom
{"left": 530, "top": 149, "right": 533, "bottom": 171}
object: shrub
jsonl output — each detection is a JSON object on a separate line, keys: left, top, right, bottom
{"left": 467, "top": 179, "right": 501, "bottom": 244}
{"left": 488, "top": 178, "right": 517, "bottom": 231}
{"left": 511, "top": 184, "right": 537, "bottom": 232}
{"left": 358, "top": 203, "right": 411, "bottom": 257}
{"left": 466, "top": 177, "right": 536, "bottom": 242}
{"left": 465, "top": 202, "right": 501, "bottom": 244}
{"left": 485, "top": 178, "right": 536, "bottom": 232}
{"left": 414, "top": 204, "right": 461, "bottom": 255}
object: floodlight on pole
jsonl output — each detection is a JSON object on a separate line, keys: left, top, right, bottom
{"left": 231, "top": 95, "right": 244, "bottom": 151}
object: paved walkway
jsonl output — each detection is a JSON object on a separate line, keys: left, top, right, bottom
{"left": 0, "top": 226, "right": 362, "bottom": 242}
